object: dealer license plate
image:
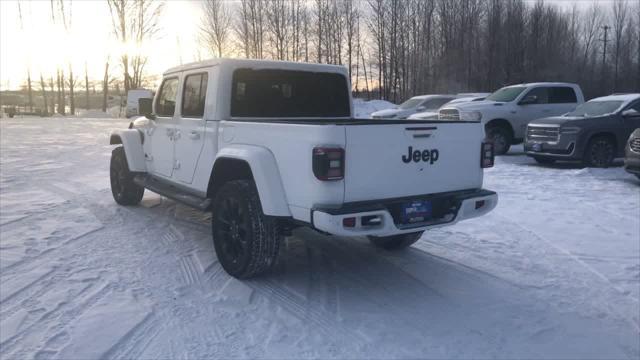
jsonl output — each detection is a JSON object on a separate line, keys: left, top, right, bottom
{"left": 401, "top": 200, "right": 432, "bottom": 224}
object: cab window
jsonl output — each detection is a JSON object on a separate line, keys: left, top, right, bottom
{"left": 156, "top": 78, "right": 179, "bottom": 117}
{"left": 549, "top": 87, "right": 577, "bottom": 104}
{"left": 231, "top": 69, "right": 350, "bottom": 118}
{"left": 181, "top": 73, "right": 208, "bottom": 118}
{"left": 523, "top": 87, "right": 549, "bottom": 104}
{"left": 422, "top": 97, "right": 454, "bottom": 110}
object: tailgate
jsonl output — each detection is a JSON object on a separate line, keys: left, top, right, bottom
{"left": 343, "top": 123, "right": 484, "bottom": 202}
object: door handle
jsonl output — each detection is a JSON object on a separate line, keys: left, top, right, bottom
{"left": 166, "top": 128, "right": 174, "bottom": 137}
{"left": 188, "top": 131, "right": 200, "bottom": 140}
{"left": 173, "top": 130, "right": 181, "bottom": 140}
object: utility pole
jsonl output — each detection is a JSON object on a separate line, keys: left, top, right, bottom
{"left": 599, "top": 25, "right": 610, "bottom": 95}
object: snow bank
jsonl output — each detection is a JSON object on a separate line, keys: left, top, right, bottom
{"left": 77, "top": 106, "right": 123, "bottom": 119}
{"left": 353, "top": 98, "right": 396, "bottom": 118}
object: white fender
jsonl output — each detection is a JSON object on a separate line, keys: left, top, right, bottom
{"left": 214, "top": 145, "right": 291, "bottom": 216}
{"left": 110, "top": 129, "right": 146, "bottom": 172}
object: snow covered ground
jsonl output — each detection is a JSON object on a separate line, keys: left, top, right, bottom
{"left": 1, "top": 116, "right": 639, "bottom": 359}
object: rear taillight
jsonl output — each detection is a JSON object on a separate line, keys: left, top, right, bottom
{"left": 481, "top": 142, "right": 494, "bottom": 168}
{"left": 313, "top": 147, "right": 345, "bottom": 180}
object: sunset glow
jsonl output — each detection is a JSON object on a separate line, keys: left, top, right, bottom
{"left": 0, "top": 0, "right": 202, "bottom": 90}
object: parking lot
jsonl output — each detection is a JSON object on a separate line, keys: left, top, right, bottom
{"left": 0, "top": 116, "right": 638, "bottom": 359}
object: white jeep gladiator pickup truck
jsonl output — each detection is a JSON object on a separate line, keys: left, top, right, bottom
{"left": 439, "top": 82, "right": 584, "bottom": 155}
{"left": 109, "top": 59, "right": 498, "bottom": 278}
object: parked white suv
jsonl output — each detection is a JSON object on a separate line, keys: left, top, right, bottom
{"left": 109, "top": 59, "right": 498, "bottom": 278}
{"left": 439, "top": 83, "right": 584, "bottom": 154}
{"left": 371, "top": 95, "right": 459, "bottom": 119}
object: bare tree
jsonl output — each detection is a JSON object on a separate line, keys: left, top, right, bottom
{"left": 102, "top": 60, "right": 110, "bottom": 113}
{"left": 236, "top": 0, "right": 266, "bottom": 58}
{"left": 265, "top": 0, "right": 291, "bottom": 60}
{"left": 49, "top": 76, "right": 56, "bottom": 115}
{"left": 200, "top": 0, "right": 231, "bottom": 58}
{"left": 107, "top": 0, "right": 163, "bottom": 93}
{"left": 68, "top": 64, "right": 75, "bottom": 115}
{"left": 612, "top": 0, "right": 629, "bottom": 91}
{"left": 40, "top": 74, "right": 48, "bottom": 116}
{"left": 85, "top": 62, "right": 90, "bottom": 110}
{"left": 26, "top": 69, "right": 33, "bottom": 112}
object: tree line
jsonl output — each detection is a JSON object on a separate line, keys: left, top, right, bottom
{"left": 202, "top": 0, "right": 639, "bottom": 102}
{"left": 12, "top": 0, "right": 640, "bottom": 117}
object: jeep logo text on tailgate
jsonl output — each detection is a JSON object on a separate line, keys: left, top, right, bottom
{"left": 402, "top": 146, "right": 439, "bottom": 164}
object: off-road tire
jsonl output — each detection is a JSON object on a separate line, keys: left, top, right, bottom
{"left": 533, "top": 156, "right": 556, "bottom": 164}
{"left": 486, "top": 125, "right": 512, "bottom": 155}
{"left": 211, "top": 180, "right": 281, "bottom": 279}
{"left": 584, "top": 136, "right": 615, "bottom": 168}
{"left": 110, "top": 146, "right": 144, "bottom": 205}
{"left": 368, "top": 231, "right": 424, "bottom": 250}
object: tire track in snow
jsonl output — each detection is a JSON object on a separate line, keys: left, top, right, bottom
{"left": 101, "top": 312, "right": 162, "bottom": 359}
{"left": 0, "top": 281, "right": 114, "bottom": 358}
{"left": 495, "top": 214, "right": 640, "bottom": 332}
{"left": 246, "top": 276, "right": 368, "bottom": 349}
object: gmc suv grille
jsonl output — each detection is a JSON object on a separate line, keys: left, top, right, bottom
{"left": 527, "top": 125, "right": 559, "bottom": 143}
{"left": 630, "top": 138, "right": 640, "bottom": 153}
{"left": 439, "top": 109, "right": 459, "bottom": 121}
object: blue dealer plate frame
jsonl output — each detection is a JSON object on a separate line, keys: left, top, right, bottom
{"left": 401, "top": 200, "right": 432, "bottom": 224}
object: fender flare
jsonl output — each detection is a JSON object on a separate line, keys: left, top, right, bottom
{"left": 213, "top": 145, "right": 291, "bottom": 217}
{"left": 109, "top": 129, "right": 146, "bottom": 172}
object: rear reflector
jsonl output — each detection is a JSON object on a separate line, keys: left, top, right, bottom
{"left": 313, "top": 147, "right": 345, "bottom": 180}
{"left": 481, "top": 142, "right": 494, "bottom": 168}
{"left": 475, "top": 200, "right": 485, "bottom": 209}
{"left": 343, "top": 217, "right": 356, "bottom": 227}
{"left": 361, "top": 215, "right": 382, "bottom": 226}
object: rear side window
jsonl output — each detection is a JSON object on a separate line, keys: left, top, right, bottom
{"left": 626, "top": 101, "right": 640, "bottom": 112}
{"left": 550, "top": 87, "right": 577, "bottom": 104}
{"left": 182, "top": 73, "right": 208, "bottom": 117}
{"left": 156, "top": 78, "right": 179, "bottom": 117}
{"left": 230, "top": 69, "right": 350, "bottom": 118}
{"left": 423, "top": 97, "right": 454, "bottom": 110}
{"left": 523, "top": 87, "right": 550, "bottom": 104}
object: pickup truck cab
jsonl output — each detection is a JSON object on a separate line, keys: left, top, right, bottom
{"left": 439, "top": 82, "right": 584, "bottom": 154}
{"left": 109, "top": 59, "right": 498, "bottom": 278}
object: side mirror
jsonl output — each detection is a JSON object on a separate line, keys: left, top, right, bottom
{"left": 138, "top": 97, "right": 155, "bottom": 120}
{"left": 622, "top": 109, "right": 640, "bottom": 118}
{"left": 519, "top": 95, "right": 537, "bottom": 105}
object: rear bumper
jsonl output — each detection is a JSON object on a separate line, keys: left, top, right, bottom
{"left": 311, "top": 189, "right": 497, "bottom": 237}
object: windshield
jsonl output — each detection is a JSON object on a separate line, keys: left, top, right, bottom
{"left": 486, "top": 86, "right": 526, "bottom": 102}
{"left": 566, "top": 101, "right": 623, "bottom": 117}
{"left": 398, "top": 98, "right": 424, "bottom": 110}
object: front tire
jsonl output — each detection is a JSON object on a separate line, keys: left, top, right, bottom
{"left": 368, "top": 232, "right": 423, "bottom": 250}
{"left": 211, "top": 180, "right": 281, "bottom": 279}
{"left": 110, "top": 146, "right": 144, "bottom": 205}
{"left": 486, "top": 126, "right": 512, "bottom": 155}
{"left": 584, "top": 136, "right": 615, "bottom": 168}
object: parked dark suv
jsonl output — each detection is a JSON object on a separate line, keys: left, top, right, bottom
{"left": 624, "top": 128, "right": 640, "bottom": 179}
{"left": 524, "top": 94, "right": 640, "bottom": 167}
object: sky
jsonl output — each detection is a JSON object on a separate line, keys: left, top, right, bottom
{"left": 0, "top": 0, "right": 202, "bottom": 91}
{"left": 0, "top": 0, "right": 623, "bottom": 91}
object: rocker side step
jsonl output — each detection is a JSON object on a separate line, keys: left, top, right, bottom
{"left": 134, "top": 175, "right": 211, "bottom": 211}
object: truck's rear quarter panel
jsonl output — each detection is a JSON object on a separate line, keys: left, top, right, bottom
{"left": 221, "top": 121, "right": 345, "bottom": 222}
